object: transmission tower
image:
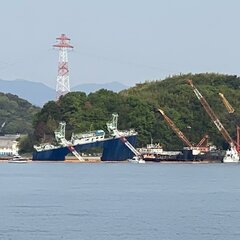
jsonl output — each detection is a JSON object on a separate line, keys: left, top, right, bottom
{"left": 53, "top": 34, "right": 73, "bottom": 100}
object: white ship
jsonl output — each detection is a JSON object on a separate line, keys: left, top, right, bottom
{"left": 223, "top": 146, "right": 239, "bottom": 163}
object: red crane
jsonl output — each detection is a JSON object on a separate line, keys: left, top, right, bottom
{"left": 158, "top": 108, "right": 209, "bottom": 152}
{"left": 196, "top": 134, "right": 209, "bottom": 148}
{"left": 237, "top": 126, "right": 240, "bottom": 152}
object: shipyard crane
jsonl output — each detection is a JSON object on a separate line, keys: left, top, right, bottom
{"left": 237, "top": 126, "right": 240, "bottom": 152}
{"left": 54, "top": 122, "right": 84, "bottom": 161}
{"left": 187, "top": 79, "right": 239, "bottom": 162}
{"left": 158, "top": 108, "right": 209, "bottom": 152}
{"left": 219, "top": 93, "right": 235, "bottom": 113}
{"left": 107, "top": 113, "right": 144, "bottom": 162}
{"left": 196, "top": 134, "right": 209, "bottom": 147}
{"left": 218, "top": 93, "right": 239, "bottom": 153}
{"left": 158, "top": 108, "right": 192, "bottom": 147}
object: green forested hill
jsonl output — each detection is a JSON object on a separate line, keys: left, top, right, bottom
{"left": 121, "top": 73, "right": 240, "bottom": 149}
{"left": 0, "top": 92, "right": 40, "bottom": 134}
{"left": 32, "top": 73, "right": 240, "bottom": 150}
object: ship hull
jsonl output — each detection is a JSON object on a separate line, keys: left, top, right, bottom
{"left": 32, "top": 135, "right": 137, "bottom": 161}
{"left": 142, "top": 149, "right": 223, "bottom": 162}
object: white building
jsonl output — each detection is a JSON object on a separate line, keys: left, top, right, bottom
{"left": 0, "top": 134, "right": 20, "bottom": 157}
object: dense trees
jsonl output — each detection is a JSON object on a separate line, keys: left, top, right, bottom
{"left": 121, "top": 73, "right": 240, "bottom": 149}
{"left": 16, "top": 73, "right": 240, "bottom": 152}
{"left": 0, "top": 93, "right": 39, "bottom": 134}
{"left": 33, "top": 89, "right": 152, "bottom": 146}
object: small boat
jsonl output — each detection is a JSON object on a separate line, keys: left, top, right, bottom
{"left": 223, "top": 147, "right": 239, "bottom": 163}
{"left": 128, "top": 156, "right": 145, "bottom": 164}
{"left": 8, "top": 155, "right": 29, "bottom": 163}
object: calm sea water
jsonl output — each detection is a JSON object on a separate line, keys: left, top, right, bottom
{"left": 0, "top": 162, "right": 240, "bottom": 240}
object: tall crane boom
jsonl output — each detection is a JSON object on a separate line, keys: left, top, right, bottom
{"left": 219, "top": 93, "right": 235, "bottom": 113}
{"left": 158, "top": 108, "right": 193, "bottom": 147}
{"left": 196, "top": 134, "right": 208, "bottom": 147}
{"left": 237, "top": 126, "right": 240, "bottom": 152}
{"left": 187, "top": 79, "right": 235, "bottom": 147}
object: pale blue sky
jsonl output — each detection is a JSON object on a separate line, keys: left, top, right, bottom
{"left": 0, "top": 0, "right": 240, "bottom": 88}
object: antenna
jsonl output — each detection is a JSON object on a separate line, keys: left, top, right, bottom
{"left": 53, "top": 34, "right": 73, "bottom": 100}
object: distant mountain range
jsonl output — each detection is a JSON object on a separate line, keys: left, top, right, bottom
{"left": 0, "top": 79, "right": 128, "bottom": 107}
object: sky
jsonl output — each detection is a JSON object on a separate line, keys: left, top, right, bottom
{"left": 0, "top": 0, "right": 240, "bottom": 89}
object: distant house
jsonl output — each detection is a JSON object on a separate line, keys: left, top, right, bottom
{"left": 0, "top": 135, "right": 20, "bottom": 157}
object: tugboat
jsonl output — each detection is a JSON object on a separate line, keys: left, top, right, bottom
{"left": 138, "top": 141, "right": 181, "bottom": 162}
{"left": 138, "top": 143, "right": 163, "bottom": 161}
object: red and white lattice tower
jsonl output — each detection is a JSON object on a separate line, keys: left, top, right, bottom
{"left": 53, "top": 34, "right": 73, "bottom": 100}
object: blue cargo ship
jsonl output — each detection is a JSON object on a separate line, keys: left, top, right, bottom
{"left": 32, "top": 113, "right": 138, "bottom": 161}
{"left": 32, "top": 134, "right": 137, "bottom": 161}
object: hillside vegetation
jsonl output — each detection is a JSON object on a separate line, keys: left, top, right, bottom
{"left": 121, "top": 73, "right": 240, "bottom": 149}
{"left": 32, "top": 73, "right": 240, "bottom": 151}
{"left": 0, "top": 92, "right": 39, "bottom": 134}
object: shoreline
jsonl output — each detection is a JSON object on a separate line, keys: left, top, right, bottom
{"left": 0, "top": 157, "right": 223, "bottom": 164}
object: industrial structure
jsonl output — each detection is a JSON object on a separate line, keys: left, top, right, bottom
{"left": 187, "top": 79, "right": 239, "bottom": 163}
{"left": 158, "top": 108, "right": 209, "bottom": 154}
{"left": 53, "top": 34, "right": 73, "bottom": 100}
{"left": 0, "top": 134, "right": 20, "bottom": 158}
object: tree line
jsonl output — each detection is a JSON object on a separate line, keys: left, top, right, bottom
{"left": 18, "top": 73, "right": 240, "bottom": 153}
